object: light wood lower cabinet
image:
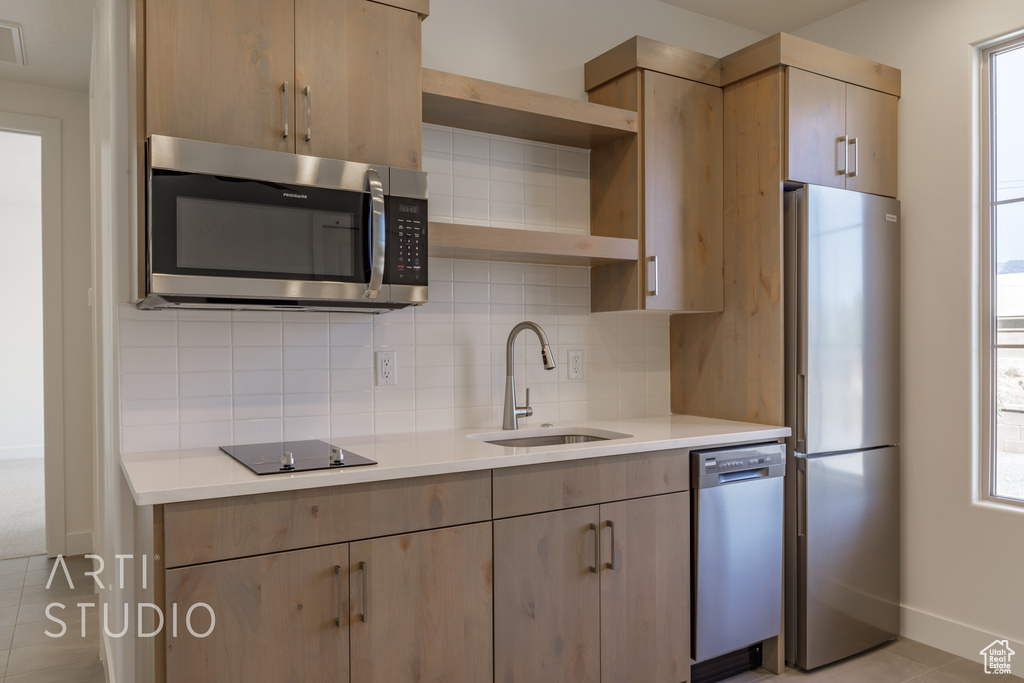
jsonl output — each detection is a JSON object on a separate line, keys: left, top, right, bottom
{"left": 494, "top": 493, "right": 690, "bottom": 683}
{"left": 165, "top": 544, "right": 350, "bottom": 682}
{"left": 350, "top": 523, "right": 493, "bottom": 683}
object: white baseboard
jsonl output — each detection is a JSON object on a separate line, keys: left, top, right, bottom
{"left": 65, "top": 531, "right": 93, "bottom": 557}
{"left": 902, "top": 604, "right": 1024, "bottom": 663}
{"left": 0, "top": 445, "right": 45, "bottom": 461}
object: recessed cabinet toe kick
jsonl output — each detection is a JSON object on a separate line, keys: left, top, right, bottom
{"left": 691, "top": 443, "right": 785, "bottom": 664}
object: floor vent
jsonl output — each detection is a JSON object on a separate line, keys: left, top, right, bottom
{"left": 691, "top": 644, "right": 763, "bottom": 683}
{"left": 0, "top": 22, "right": 26, "bottom": 66}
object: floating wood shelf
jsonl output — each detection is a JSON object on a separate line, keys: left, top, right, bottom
{"left": 422, "top": 68, "right": 638, "bottom": 149}
{"left": 428, "top": 223, "right": 638, "bottom": 266}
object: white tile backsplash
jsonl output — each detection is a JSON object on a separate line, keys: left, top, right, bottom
{"left": 117, "top": 261, "right": 671, "bottom": 452}
{"left": 426, "top": 124, "right": 589, "bottom": 234}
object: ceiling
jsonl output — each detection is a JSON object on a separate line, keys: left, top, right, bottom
{"left": 0, "top": 0, "right": 93, "bottom": 93}
{"left": 657, "top": 0, "right": 869, "bottom": 35}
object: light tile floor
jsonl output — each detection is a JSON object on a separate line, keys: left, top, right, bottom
{"left": 723, "top": 637, "right": 1024, "bottom": 683}
{"left": 0, "top": 555, "right": 105, "bottom": 683}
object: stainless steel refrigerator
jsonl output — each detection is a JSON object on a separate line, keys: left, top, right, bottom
{"left": 783, "top": 184, "right": 900, "bottom": 670}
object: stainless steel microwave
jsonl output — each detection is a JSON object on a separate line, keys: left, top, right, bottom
{"left": 138, "top": 135, "right": 428, "bottom": 312}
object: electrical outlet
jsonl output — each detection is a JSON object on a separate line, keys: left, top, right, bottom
{"left": 376, "top": 350, "right": 397, "bottom": 386}
{"left": 567, "top": 349, "right": 584, "bottom": 380}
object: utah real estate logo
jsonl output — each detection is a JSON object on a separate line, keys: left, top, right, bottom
{"left": 980, "top": 640, "right": 1015, "bottom": 675}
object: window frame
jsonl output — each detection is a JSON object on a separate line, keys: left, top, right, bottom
{"left": 980, "top": 32, "right": 1024, "bottom": 508}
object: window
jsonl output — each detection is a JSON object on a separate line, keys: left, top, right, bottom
{"left": 983, "top": 34, "right": 1024, "bottom": 504}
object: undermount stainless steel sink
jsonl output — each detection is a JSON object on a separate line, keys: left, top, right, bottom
{"left": 469, "top": 427, "right": 632, "bottom": 448}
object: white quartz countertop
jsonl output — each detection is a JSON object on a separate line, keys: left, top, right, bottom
{"left": 120, "top": 415, "right": 790, "bottom": 506}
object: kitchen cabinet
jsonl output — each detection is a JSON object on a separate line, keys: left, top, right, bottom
{"left": 165, "top": 544, "right": 351, "bottom": 682}
{"left": 494, "top": 494, "right": 689, "bottom": 683}
{"left": 786, "top": 67, "right": 898, "bottom": 198}
{"left": 144, "top": 0, "right": 425, "bottom": 168}
{"left": 492, "top": 448, "right": 691, "bottom": 683}
{"left": 586, "top": 43, "right": 724, "bottom": 313}
{"left": 350, "top": 523, "right": 493, "bottom": 683}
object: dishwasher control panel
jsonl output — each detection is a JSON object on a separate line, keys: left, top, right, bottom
{"left": 692, "top": 442, "right": 785, "bottom": 488}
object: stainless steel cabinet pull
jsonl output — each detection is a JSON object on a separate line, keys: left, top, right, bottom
{"left": 837, "top": 135, "right": 848, "bottom": 175}
{"left": 304, "top": 86, "right": 312, "bottom": 142}
{"left": 588, "top": 523, "right": 599, "bottom": 573}
{"left": 364, "top": 169, "right": 386, "bottom": 300}
{"left": 848, "top": 137, "right": 859, "bottom": 177}
{"left": 334, "top": 565, "right": 343, "bottom": 628}
{"left": 282, "top": 82, "right": 289, "bottom": 139}
{"left": 646, "top": 255, "right": 658, "bottom": 297}
{"left": 604, "top": 520, "right": 616, "bottom": 570}
{"left": 358, "top": 560, "right": 368, "bottom": 623}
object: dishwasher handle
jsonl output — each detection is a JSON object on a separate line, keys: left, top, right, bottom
{"left": 718, "top": 468, "right": 770, "bottom": 484}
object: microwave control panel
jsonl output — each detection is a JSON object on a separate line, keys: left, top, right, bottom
{"left": 387, "top": 196, "right": 428, "bottom": 286}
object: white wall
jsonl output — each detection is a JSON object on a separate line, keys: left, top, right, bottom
{"left": 0, "top": 79, "right": 93, "bottom": 553}
{"left": 0, "top": 130, "right": 44, "bottom": 461}
{"left": 422, "top": 0, "right": 763, "bottom": 100}
{"left": 795, "top": 0, "right": 1024, "bottom": 661}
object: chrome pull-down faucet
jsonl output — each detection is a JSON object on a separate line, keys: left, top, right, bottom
{"left": 503, "top": 321, "right": 556, "bottom": 430}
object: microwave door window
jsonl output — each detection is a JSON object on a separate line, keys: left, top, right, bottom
{"left": 313, "top": 212, "right": 360, "bottom": 280}
{"left": 175, "top": 197, "right": 362, "bottom": 281}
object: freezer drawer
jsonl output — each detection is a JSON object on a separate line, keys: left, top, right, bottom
{"left": 793, "top": 447, "right": 900, "bottom": 669}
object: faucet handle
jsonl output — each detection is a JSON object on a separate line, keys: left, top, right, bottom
{"left": 525, "top": 387, "right": 530, "bottom": 409}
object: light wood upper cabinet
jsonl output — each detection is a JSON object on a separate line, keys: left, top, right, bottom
{"left": 644, "top": 72, "right": 724, "bottom": 312}
{"left": 588, "top": 49, "right": 724, "bottom": 313}
{"left": 786, "top": 67, "right": 898, "bottom": 198}
{"left": 494, "top": 494, "right": 689, "bottom": 683}
{"left": 294, "top": 0, "right": 421, "bottom": 168}
{"left": 165, "top": 544, "right": 350, "bottom": 682}
{"left": 144, "top": 0, "right": 424, "bottom": 168}
{"left": 350, "top": 523, "right": 493, "bottom": 683}
{"left": 146, "top": 0, "right": 296, "bottom": 153}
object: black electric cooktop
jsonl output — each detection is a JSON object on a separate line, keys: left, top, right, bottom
{"left": 220, "top": 440, "right": 377, "bottom": 475}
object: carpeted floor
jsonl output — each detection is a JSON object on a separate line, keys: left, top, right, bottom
{"left": 0, "top": 457, "right": 46, "bottom": 560}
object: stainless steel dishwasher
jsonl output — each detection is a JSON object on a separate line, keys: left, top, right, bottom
{"left": 692, "top": 442, "right": 786, "bottom": 663}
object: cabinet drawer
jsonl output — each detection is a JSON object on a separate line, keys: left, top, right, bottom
{"left": 492, "top": 449, "right": 689, "bottom": 518}
{"left": 163, "top": 471, "right": 491, "bottom": 567}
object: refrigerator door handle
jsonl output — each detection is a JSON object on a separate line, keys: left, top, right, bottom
{"left": 797, "top": 373, "right": 807, "bottom": 450}
{"left": 796, "top": 460, "right": 807, "bottom": 538}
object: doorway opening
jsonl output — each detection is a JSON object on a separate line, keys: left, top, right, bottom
{"left": 0, "top": 128, "right": 45, "bottom": 559}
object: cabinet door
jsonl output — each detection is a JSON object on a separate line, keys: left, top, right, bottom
{"left": 295, "top": 0, "right": 422, "bottom": 168}
{"left": 146, "top": 0, "right": 295, "bottom": 152}
{"left": 845, "top": 84, "right": 898, "bottom": 197}
{"left": 786, "top": 68, "right": 846, "bottom": 189}
{"left": 644, "top": 72, "right": 723, "bottom": 312}
{"left": 350, "top": 523, "right": 492, "bottom": 683}
{"left": 600, "top": 493, "right": 689, "bottom": 683}
{"left": 494, "top": 507, "right": 601, "bottom": 683}
{"left": 165, "top": 544, "right": 349, "bottom": 683}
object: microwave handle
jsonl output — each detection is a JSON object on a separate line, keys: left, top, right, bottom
{"left": 364, "top": 168, "right": 386, "bottom": 300}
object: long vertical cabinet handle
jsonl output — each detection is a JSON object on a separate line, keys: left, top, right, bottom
{"left": 304, "top": 86, "right": 312, "bottom": 142}
{"left": 604, "top": 520, "right": 616, "bottom": 570}
{"left": 334, "top": 565, "right": 343, "bottom": 628}
{"left": 358, "top": 561, "right": 368, "bottom": 623}
{"left": 646, "top": 256, "right": 658, "bottom": 297}
{"left": 364, "top": 169, "right": 386, "bottom": 300}
{"left": 837, "top": 135, "right": 848, "bottom": 176}
{"left": 588, "top": 523, "right": 599, "bottom": 573}
{"left": 797, "top": 373, "right": 807, "bottom": 450}
{"left": 281, "top": 82, "right": 290, "bottom": 138}
{"left": 848, "top": 138, "right": 859, "bottom": 177}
